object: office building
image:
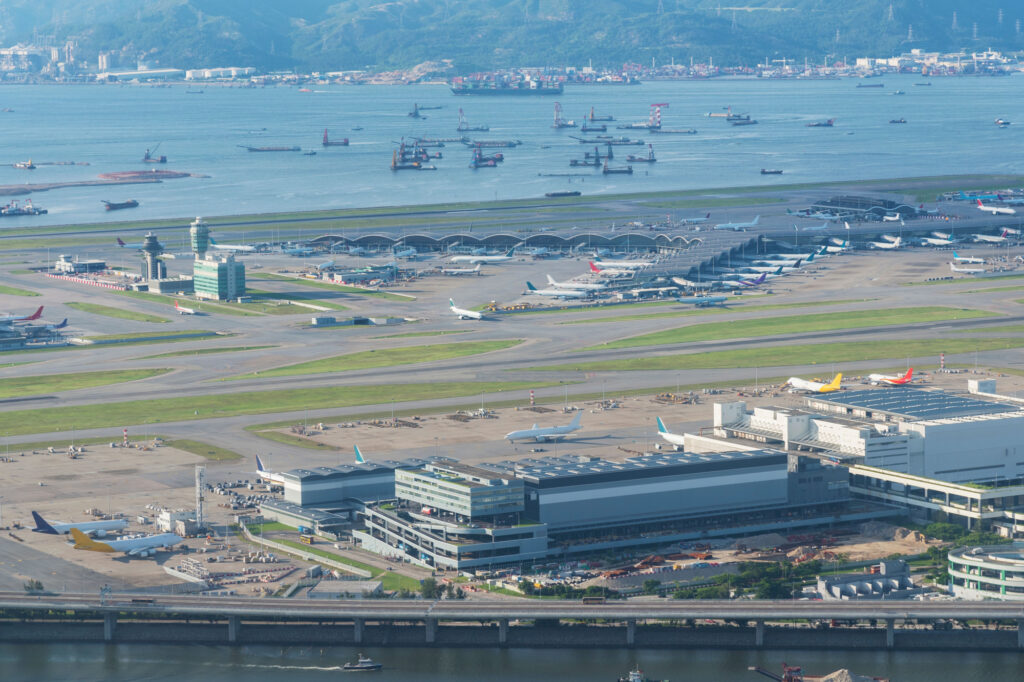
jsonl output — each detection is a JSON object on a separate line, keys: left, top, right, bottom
{"left": 193, "top": 254, "right": 245, "bottom": 301}
{"left": 948, "top": 544, "right": 1024, "bottom": 601}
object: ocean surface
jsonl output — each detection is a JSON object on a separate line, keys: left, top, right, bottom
{"left": 3, "top": 642, "right": 1023, "bottom": 681}
{"left": 0, "top": 76, "right": 1023, "bottom": 229}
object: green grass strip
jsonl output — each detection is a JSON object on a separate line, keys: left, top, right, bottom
{"left": 0, "top": 284, "right": 39, "bottom": 296}
{"left": 255, "top": 274, "right": 414, "bottom": 301}
{"left": 953, "top": 324, "right": 1024, "bottom": 334}
{"left": 141, "top": 345, "right": 277, "bottom": 359}
{"left": 0, "top": 368, "right": 171, "bottom": 399}
{"left": 586, "top": 307, "right": 995, "bottom": 350}
{"left": 529, "top": 338, "right": 1024, "bottom": 373}
{"left": 560, "top": 299, "right": 875, "bottom": 326}
{"left": 161, "top": 438, "right": 242, "bottom": 461}
{"left": 66, "top": 301, "right": 170, "bottom": 323}
{"left": 228, "top": 340, "right": 522, "bottom": 380}
{"left": 0, "top": 380, "right": 561, "bottom": 436}
{"left": 249, "top": 430, "right": 341, "bottom": 451}
{"left": 961, "top": 286, "right": 1024, "bottom": 295}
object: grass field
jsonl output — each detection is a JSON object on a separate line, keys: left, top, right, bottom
{"left": 953, "top": 324, "right": 1024, "bottom": 334}
{"left": 141, "top": 345, "right": 277, "bottom": 359}
{"left": 0, "top": 284, "right": 39, "bottom": 296}
{"left": 561, "top": 298, "right": 875, "bottom": 326}
{"left": 254, "top": 274, "right": 413, "bottom": 301}
{"left": 529, "top": 337, "right": 1024, "bottom": 373}
{"left": 0, "top": 368, "right": 171, "bottom": 399}
{"left": 250, "top": 430, "right": 341, "bottom": 450}
{"left": 245, "top": 289, "right": 348, "bottom": 312}
{"left": 0, "top": 380, "right": 560, "bottom": 436}
{"left": 228, "top": 340, "right": 522, "bottom": 380}
{"left": 66, "top": 301, "right": 170, "bottom": 323}
{"left": 161, "top": 439, "right": 242, "bottom": 461}
{"left": 271, "top": 538, "right": 421, "bottom": 590}
{"left": 585, "top": 307, "right": 995, "bottom": 350}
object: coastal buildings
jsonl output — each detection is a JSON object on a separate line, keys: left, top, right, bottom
{"left": 948, "top": 544, "right": 1024, "bottom": 600}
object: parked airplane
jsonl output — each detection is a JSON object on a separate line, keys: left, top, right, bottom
{"left": 545, "top": 274, "right": 606, "bottom": 291}
{"left": 786, "top": 373, "right": 843, "bottom": 393}
{"left": 867, "top": 237, "right": 902, "bottom": 250}
{"left": 976, "top": 199, "right": 1017, "bottom": 216}
{"left": 824, "top": 240, "right": 849, "bottom": 253}
{"left": 0, "top": 305, "right": 43, "bottom": 326}
{"left": 115, "top": 237, "right": 143, "bottom": 249}
{"left": 589, "top": 261, "right": 634, "bottom": 277}
{"left": 787, "top": 209, "right": 839, "bottom": 222}
{"left": 916, "top": 236, "right": 955, "bottom": 247}
{"left": 344, "top": 246, "right": 367, "bottom": 256}
{"left": 283, "top": 245, "right": 315, "bottom": 257}
{"left": 972, "top": 230, "right": 1010, "bottom": 244}
{"left": 738, "top": 273, "right": 768, "bottom": 287}
{"left": 393, "top": 246, "right": 417, "bottom": 259}
{"left": 950, "top": 262, "right": 985, "bottom": 274}
{"left": 70, "top": 527, "right": 183, "bottom": 558}
{"left": 868, "top": 368, "right": 914, "bottom": 386}
{"left": 655, "top": 417, "right": 686, "bottom": 448}
{"left": 449, "top": 298, "right": 483, "bottom": 320}
{"left": 31, "top": 511, "right": 128, "bottom": 537}
{"left": 440, "top": 264, "right": 482, "bottom": 276}
{"left": 354, "top": 445, "right": 366, "bottom": 464}
{"left": 210, "top": 236, "right": 256, "bottom": 252}
{"left": 449, "top": 248, "right": 516, "bottom": 264}
{"left": 254, "top": 454, "right": 286, "bottom": 484}
{"left": 525, "top": 282, "right": 587, "bottom": 298}
{"left": 952, "top": 251, "right": 985, "bottom": 264}
{"left": 959, "top": 191, "right": 1001, "bottom": 202}
{"left": 679, "top": 212, "right": 711, "bottom": 224}
{"left": 505, "top": 410, "right": 582, "bottom": 442}
{"left": 592, "top": 257, "right": 653, "bottom": 269}
{"left": 795, "top": 222, "right": 831, "bottom": 232}
{"left": 677, "top": 295, "right": 728, "bottom": 307}
{"left": 174, "top": 300, "right": 196, "bottom": 315}
{"left": 40, "top": 318, "right": 68, "bottom": 331}
{"left": 314, "top": 260, "right": 335, "bottom": 271}
{"left": 714, "top": 215, "right": 760, "bottom": 231}
{"left": 882, "top": 214, "right": 903, "bottom": 223}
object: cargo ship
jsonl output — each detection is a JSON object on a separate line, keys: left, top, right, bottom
{"left": 102, "top": 199, "right": 139, "bottom": 211}
{"left": 451, "top": 77, "right": 563, "bottom": 96}
{"left": 545, "top": 190, "right": 581, "bottom": 197}
{"left": 1, "top": 199, "right": 46, "bottom": 216}
{"left": 238, "top": 145, "right": 301, "bottom": 152}
{"left": 322, "top": 129, "right": 349, "bottom": 146}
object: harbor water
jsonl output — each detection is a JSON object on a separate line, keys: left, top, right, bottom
{"left": 0, "top": 76, "right": 1023, "bottom": 229}
{"left": 3, "top": 642, "right": 1023, "bottom": 680}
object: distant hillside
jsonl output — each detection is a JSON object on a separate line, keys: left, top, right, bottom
{"left": 4, "top": 1, "right": 1024, "bottom": 73}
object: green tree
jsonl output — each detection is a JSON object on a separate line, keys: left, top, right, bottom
{"left": 641, "top": 579, "right": 661, "bottom": 595}
{"left": 420, "top": 577, "right": 442, "bottom": 600}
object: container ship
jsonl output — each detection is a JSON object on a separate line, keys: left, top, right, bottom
{"left": 451, "top": 76, "right": 563, "bottom": 96}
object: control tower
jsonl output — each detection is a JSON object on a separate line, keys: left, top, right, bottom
{"left": 190, "top": 217, "right": 210, "bottom": 260}
{"left": 141, "top": 232, "right": 165, "bottom": 280}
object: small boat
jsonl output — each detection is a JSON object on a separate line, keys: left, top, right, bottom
{"left": 892, "top": 90, "right": 906, "bottom": 95}
{"left": 343, "top": 654, "right": 382, "bottom": 672}
{"left": 761, "top": 169, "right": 783, "bottom": 175}
{"left": 545, "top": 191, "right": 581, "bottom": 197}
{"left": 102, "top": 199, "right": 139, "bottom": 211}
{"left": 13, "top": 159, "right": 35, "bottom": 170}
{"left": 617, "top": 664, "right": 664, "bottom": 682}
{"left": 856, "top": 82, "right": 884, "bottom": 88}
{"left": 303, "top": 150, "right": 317, "bottom": 156}
{"left": 732, "top": 119, "right": 758, "bottom": 126}
{"left": 238, "top": 145, "right": 301, "bottom": 152}
{"left": 996, "top": 118, "right": 1012, "bottom": 127}
{"left": 889, "top": 118, "right": 907, "bottom": 124}
{"left": 806, "top": 119, "right": 834, "bottom": 127}
{"left": 914, "top": 82, "right": 932, "bottom": 86}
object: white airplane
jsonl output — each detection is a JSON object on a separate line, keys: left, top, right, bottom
{"left": 31, "top": 511, "right": 128, "bottom": 537}
{"left": 210, "top": 236, "right": 256, "bottom": 252}
{"left": 588, "top": 261, "right": 633, "bottom": 277}
{"left": 174, "top": 300, "right": 196, "bottom": 315}
{"left": 671, "top": 276, "right": 715, "bottom": 290}
{"left": 449, "top": 248, "right": 516, "bottom": 264}
{"left": 932, "top": 231, "right": 954, "bottom": 240}
{"left": 786, "top": 373, "right": 843, "bottom": 393}
{"left": 449, "top": 298, "right": 483, "bottom": 320}
{"left": 882, "top": 214, "right": 903, "bottom": 223}
{"left": 824, "top": 240, "right": 849, "bottom": 253}
{"left": 714, "top": 215, "right": 760, "bottom": 231}
{"left": 0, "top": 305, "right": 43, "bottom": 326}
{"left": 591, "top": 257, "right": 653, "bottom": 269}
{"left": 676, "top": 295, "right": 728, "bottom": 307}
{"left": 283, "top": 245, "right": 315, "bottom": 257}
{"left": 116, "top": 237, "right": 143, "bottom": 249}
{"left": 867, "top": 368, "right": 914, "bottom": 386}
{"left": 525, "top": 282, "right": 587, "bottom": 298}
{"left": 393, "top": 246, "right": 417, "bottom": 259}
{"left": 70, "top": 527, "right": 183, "bottom": 558}
{"left": 440, "top": 264, "right": 482, "bottom": 276}
{"left": 787, "top": 209, "right": 839, "bottom": 222}
{"left": 917, "top": 236, "right": 955, "bottom": 246}
{"left": 545, "top": 274, "right": 606, "bottom": 291}
{"left": 976, "top": 199, "right": 1017, "bottom": 216}
{"left": 950, "top": 262, "right": 984, "bottom": 274}
{"left": 867, "top": 237, "right": 902, "bottom": 250}
{"left": 973, "top": 230, "right": 1009, "bottom": 244}
{"left": 314, "top": 260, "right": 335, "bottom": 271}
{"left": 656, "top": 417, "right": 686, "bottom": 448}
{"left": 795, "top": 222, "right": 830, "bottom": 232}
{"left": 952, "top": 251, "right": 985, "bottom": 264}
{"left": 254, "top": 454, "right": 286, "bottom": 484}
{"left": 505, "top": 410, "right": 582, "bottom": 442}
{"left": 679, "top": 212, "right": 711, "bottom": 224}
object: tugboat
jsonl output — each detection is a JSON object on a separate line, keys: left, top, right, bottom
{"left": 13, "top": 159, "right": 35, "bottom": 170}
{"left": 342, "top": 653, "right": 382, "bottom": 672}
{"left": 760, "top": 168, "right": 783, "bottom": 175}
{"left": 617, "top": 664, "right": 667, "bottom": 682}
{"left": 996, "top": 118, "right": 1012, "bottom": 127}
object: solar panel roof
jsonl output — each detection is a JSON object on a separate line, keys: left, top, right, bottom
{"left": 811, "top": 387, "right": 1018, "bottom": 420}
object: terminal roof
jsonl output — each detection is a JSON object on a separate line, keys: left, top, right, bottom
{"left": 810, "top": 387, "right": 1018, "bottom": 421}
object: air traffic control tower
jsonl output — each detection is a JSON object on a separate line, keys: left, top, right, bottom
{"left": 141, "top": 232, "right": 166, "bottom": 280}
{"left": 190, "top": 216, "right": 210, "bottom": 260}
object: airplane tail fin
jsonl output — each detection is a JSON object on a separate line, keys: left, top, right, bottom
{"left": 116, "top": 238, "right": 126, "bottom": 246}
{"left": 255, "top": 454, "right": 266, "bottom": 473}
{"left": 751, "top": 215, "right": 760, "bottom": 225}
{"left": 474, "top": 264, "right": 481, "bottom": 271}
{"left": 825, "top": 373, "right": 843, "bottom": 390}
{"left": 70, "top": 528, "right": 114, "bottom": 552}
{"left": 526, "top": 281, "right": 537, "bottom": 291}
{"left": 505, "top": 248, "right": 516, "bottom": 257}
{"left": 546, "top": 274, "right": 557, "bottom": 285}
{"left": 26, "top": 306, "right": 43, "bottom": 321}
{"left": 806, "top": 252, "right": 814, "bottom": 263}
{"left": 449, "top": 298, "right": 456, "bottom": 308}
{"left": 31, "top": 511, "right": 58, "bottom": 534}
{"left": 589, "top": 261, "right": 601, "bottom": 273}
{"left": 569, "top": 410, "right": 582, "bottom": 428}
{"left": 705, "top": 213, "right": 710, "bottom": 219}
{"left": 354, "top": 445, "right": 365, "bottom": 464}
{"left": 953, "top": 251, "right": 959, "bottom": 258}
{"left": 54, "top": 319, "right": 67, "bottom": 329}
{"left": 656, "top": 417, "right": 669, "bottom": 434}
{"left": 1003, "top": 230, "right": 1009, "bottom": 238}
{"left": 774, "top": 266, "right": 783, "bottom": 276}
{"left": 175, "top": 301, "right": 180, "bottom": 310}
{"left": 903, "top": 368, "right": 913, "bottom": 382}
{"left": 977, "top": 199, "right": 984, "bottom": 207}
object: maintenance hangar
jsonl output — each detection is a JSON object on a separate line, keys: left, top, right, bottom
{"left": 281, "top": 460, "right": 427, "bottom": 506}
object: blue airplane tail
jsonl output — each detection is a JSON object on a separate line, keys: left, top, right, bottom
{"left": 255, "top": 454, "right": 266, "bottom": 473}
{"left": 354, "top": 445, "right": 365, "bottom": 464}
{"left": 656, "top": 417, "right": 669, "bottom": 434}
{"left": 31, "top": 511, "right": 58, "bottom": 534}
{"left": 526, "top": 281, "right": 537, "bottom": 291}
